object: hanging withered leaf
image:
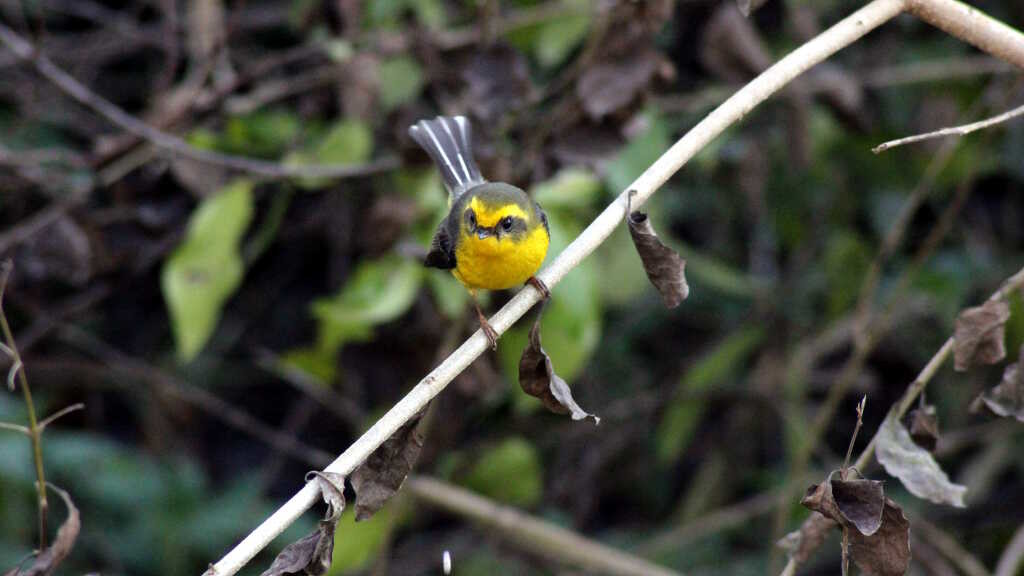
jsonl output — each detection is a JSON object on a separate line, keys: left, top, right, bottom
{"left": 972, "top": 345, "right": 1024, "bottom": 422}
{"left": 953, "top": 299, "right": 1010, "bottom": 371}
{"left": 518, "top": 309, "right": 599, "bottom": 424}
{"left": 847, "top": 497, "right": 911, "bottom": 576}
{"left": 350, "top": 411, "right": 426, "bottom": 521}
{"left": 800, "top": 469, "right": 910, "bottom": 576}
{"left": 906, "top": 404, "right": 940, "bottom": 452}
{"left": 625, "top": 190, "right": 689, "bottom": 308}
{"left": 15, "top": 483, "right": 80, "bottom": 576}
{"left": 801, "top": 469, "right": 884, "bottom": 536}
{"left": 875, "top": 411, "right": 966, "bottom": 507}
{"left": 261, "top": 472, "right": 346, "bottom": 576}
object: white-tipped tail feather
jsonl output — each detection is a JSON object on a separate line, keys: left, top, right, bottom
{"left": 409, "top": 116, "right": 486, "bottom": 198}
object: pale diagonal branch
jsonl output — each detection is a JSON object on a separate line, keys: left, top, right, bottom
{"left": 873, "top": 101, "right": 1024, "bottom": 153}
{"left": 203, "top": 1, "right": 910, "bottom": 574}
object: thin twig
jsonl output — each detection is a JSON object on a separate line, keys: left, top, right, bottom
{"left": 204, "top": 1, "right": 910, "bottom": 574}
{"left": 0, "top": 22, "right": 399, "bottom": 180}
{"left": 873, "top": 101, "right": 1024, "bottom": 153}
{"left": 842, "top": 396, "right": 867, "bottom": 475}
{"left": 995, "top": 523, "right": 1024, "bottom": 576}
{"left": 407, "top": 476, "right": 681, "bottom": 576}
{"left": 37, "top": 403, "right": 85, "bottom": 432}
{"left": 0, "top": 261, "right": 48, "bottom": 549}
{"left": 781, "top": 265, "right": 1024, "bottom": 575}
{"left": 913, "top": 517, "right": 991, "bottom": 576}
{"left": 0, "top": 421, "right": 30, "bottom": 435}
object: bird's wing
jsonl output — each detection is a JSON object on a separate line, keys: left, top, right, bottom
{"left": 424, "top": 219, "right": 457, "bottom": 270}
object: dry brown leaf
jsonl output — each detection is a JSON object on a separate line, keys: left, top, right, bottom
{"left": 953, "top": 299, "right": 1010, "bottom": 371}
{"left": 626, "top": 191, "right": 689, "bottom": 309}
{"left": 974, "top": 347, "right": 1024, "bottom": 421}
{"left": 801, "top": 470, "right": 884, "bottom": 536}
{"left": 307, "top": 471, "right": 347, "bottom": 522}
{"left": 350, "top": 411, "right": 425, "bottom": 520}
{"left": 906, "top": 405, "right": 940, "bottom": 452}
{"left": 847, "top": 498, "right": 911, "bottom": 576}
{"left": 260, "top": 521, "right": 335, "bottom": 576}
{"left": 461, "top": 44, "right": 533, "bottom": 123}
{"left": 261, "top": 471, "right": 347, "bottom": 576}
{"left": 17, "top": 483, "right": 80, "bottom": 576}
{"left": 518, "top": 312, "right": 599, "bottom": 424}
{"left": 875, "top": 411, "right": 966, "bottom": 507}
{"left": 831, "top": 475, "right": 885, "bottom": 536}
{"left": 576, "top": 47, "right": 661, "bottom": 120}
{"left": 800, "top": 469, "right": 910, "bottom": 576}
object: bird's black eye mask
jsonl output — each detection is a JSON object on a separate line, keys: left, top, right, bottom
{"left": 463, "top": 209, "right": 527, "bottom": 240}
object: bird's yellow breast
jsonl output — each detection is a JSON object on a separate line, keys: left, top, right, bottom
{"left": 453, "top": 224, "right": 549, "bottom": 291}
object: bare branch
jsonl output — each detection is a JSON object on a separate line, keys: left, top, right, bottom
{"left": 781, "top": 266, "right": 1024, "bottom": 576}
{"left": 0, "top": 421, "right": 30, "bottom": 436}
{"left": 37, "top": 403, "right": 85, "bottom": 432}
{"left": 0, "top": 22, "right": 399, "bottom": 181}
{"left": 203, "top": 1, "right": 910, "bottom": 574}
{"left": 407, "top": 477, "right": 680, "bottom": 576}
{"left": 873, "top": 101, "right": 1024, "bottom": 153}
{"left": 906, "top": 0, "right": 1024, "bottom": 69}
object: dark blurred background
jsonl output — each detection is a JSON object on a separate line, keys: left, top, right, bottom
{"left": 1, "top": 0, "right": 1024, "bottom": 574}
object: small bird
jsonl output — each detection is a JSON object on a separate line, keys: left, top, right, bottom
{"left": 409, "top": 116, "right": 550, "bottom": 349}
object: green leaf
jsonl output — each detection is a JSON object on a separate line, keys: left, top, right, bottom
{"left": 311, "top": 257, "right": 423, "bottom": 352}
{"left": 426, "top": 271, "right": 468, "bottom": 320}
{"left": 530, "top": 168, "right": 602, "bottom": 213}
{"left": 280, "top": 346, "right": 338, "bottom": 385}
{"left": 286, "top": 120, "right": 373, "bottom": 189}
{"left": 327, "top": 507, "right": 395, "bottom": 575}
{"left": 656, "top": 327, "right": 765, "bottom": 463}
{"left": 605, "top": 113, "right": 670, "bottom": 195}
{"left": 824, "top": 231, "right": 871, "bottom": 318}
{"left": 534, "top": 12, "right": 590, "bottom": 69}
{"left": 462, "top": 438, "right": 543, "bottom": 507}
{"left": 161, "top": 180, "right": 254, "bottom": 362}
{"left": 377, "top": 56, "right": 425, "bottom": 112}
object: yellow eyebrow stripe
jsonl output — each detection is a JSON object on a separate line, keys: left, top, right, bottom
{"left": 468, "top": 196, "right": 528, "bottom": 227}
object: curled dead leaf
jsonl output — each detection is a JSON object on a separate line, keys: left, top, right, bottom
{"left": 876, "top": 407, "right": 962, "bottom": 506}
{"left": 973, "top": 346, "right": 1024, "bottom": 422}
{"left": 307, "top": 471, "right": 347, "bottom": 522}
{"left": 625, "top": 191, "right": 689, "bottom": 308}
{"left": 875, "top": 411, "right": 966, "bottom": 507}
{"left": 261, "top": 471, "right": 347, "bottom": 576}
{"left": 800, "top": 469, "right": 910, "bottom": 576}
{"left": 518, "top": 310, "right": 599, "bottom": 424}
{"left": 350, "top": 411, "right": 426, "bottom": 520}
{"left": 847, "top": 498, "right": 911, "bottom": 576}
{"left": 16, "top": 483, "right": 80, "bottom": 576}
{"left": 906, "top": 405, "right": 940, "bottom": 452}
{"left": 953, "top": 299, "right": 1010, "bottom": 371}
{"left": 260, "top": 521, "right": 335, "bottom": 576}
{"left": 801, "top": 470, "right": 884, "bottom": 536}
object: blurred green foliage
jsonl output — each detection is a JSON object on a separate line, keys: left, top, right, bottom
{"left": 4, "top": 0, "right": 1024, "bottom": 575}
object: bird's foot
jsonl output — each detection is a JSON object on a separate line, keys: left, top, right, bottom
{"left": 475, "top": 307, "right": 499, "bottom": 350}
{"left": 527, "top": 276, "right": 550, "bottom": 300}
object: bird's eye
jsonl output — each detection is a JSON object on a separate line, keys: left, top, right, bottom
{"left": 501, "top": 216, "right": 514, "bottom": 231}
{"left": 465, "top": 210, "right": 476, "bottom": 230}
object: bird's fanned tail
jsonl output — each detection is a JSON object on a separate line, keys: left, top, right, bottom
{"left": 408, "top": 116, "right": 486, "bottom": 199}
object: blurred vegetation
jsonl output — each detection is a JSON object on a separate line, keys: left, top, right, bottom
{"left": 2, "top": 0, "right": 1024, "bottom": 575}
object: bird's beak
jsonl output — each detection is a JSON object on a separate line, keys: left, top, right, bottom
{"left": 477, "top": 228, "right": 492, "bottom": 240}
